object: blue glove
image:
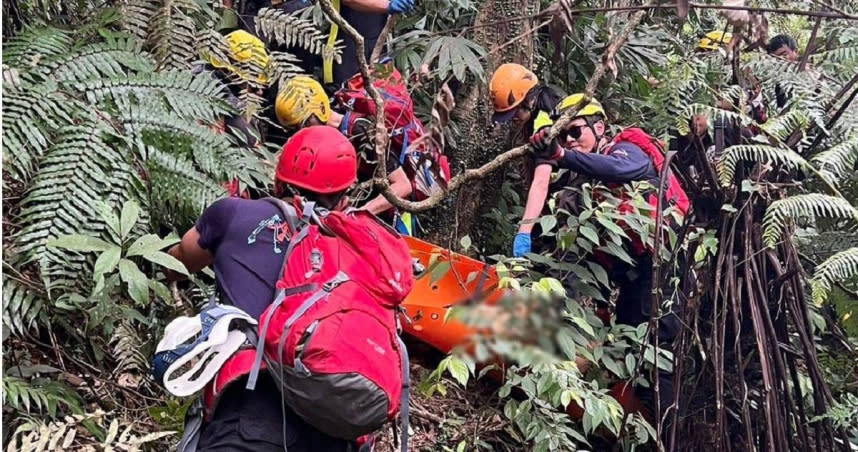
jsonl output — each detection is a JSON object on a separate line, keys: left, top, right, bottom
{"left": 512, "top": 233, "right": 531, "bottom": 257}
{"left": 387, "top": 0, "right": 415, "bottom": 14}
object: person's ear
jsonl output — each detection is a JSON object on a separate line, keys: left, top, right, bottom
{"left": 273, "top": 181, "right": 286, "bottom": 198}
{"left": 593, "top": 120, "right": 606, "bottom": 136}
{"left": 335, "top": 195, "right": 350, "bottom": 211}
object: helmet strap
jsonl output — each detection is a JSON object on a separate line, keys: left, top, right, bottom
{"left": 585, "top": 116, "right": 604, "bottom": 142}
{"left": 585, "top": 116, "right": 611, "bottom": 152}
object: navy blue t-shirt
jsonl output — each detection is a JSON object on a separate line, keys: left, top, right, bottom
{"left": 554, "top": 141, "right": 657, "bottom": 183}
{"left": 196, "top": 198, "right": 290, "bottom": 319}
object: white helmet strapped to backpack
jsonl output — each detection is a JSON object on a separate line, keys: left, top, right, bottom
{"left": 152, "top": 304, "right": 257, "bottom": 397}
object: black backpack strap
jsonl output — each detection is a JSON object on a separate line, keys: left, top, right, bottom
{"left": 176, "top": 398, "right": 203, "bottom": 452}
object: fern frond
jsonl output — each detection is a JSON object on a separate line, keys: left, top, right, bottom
{"left": 1, "top": 88, "right": 80, "bottom": 181}
{"left": 37, "top": 38, "right": 153, "bottom": 82}
{"left": 255, "top": 7, "right": 332, "bottom": 56}
{"left": 812, "top": 45, "right": 858, "bottom": 66}
{"left": 811, "top": 137, "right": 858, "bottom": 186}
{"left": 7, "top": 411, "right": 174, "bottom": 451}
{"left": 77, "top": 70, "right": 233, "bottom": 121}
{"left": 2, "top": 377, "right": 83, "bottom": 418}
{"left": 267, "top": 52, "right": 309, "bottom": 91}
{"left": 14, "top": 124, "right": 134, "bottom": 266}
{"left": 1, "top": 277, "right": 46, "bottom": 338}
{"left": 117, "top": 0, "right": 157, "bottom": 41}
{"left": 718, "top": 145, "right": 810, "bottom": 186}
{"left": 811, "top": 247, "right": 858, "bottom": 306}
{"left": 196, "top": 28, "right": 232, "bottom": 69}
{"left": 145, "top": 147, "right": 228, "bottom": 225}
{"left": 235, "top": 88, "right": 267, "bottom": 122}
{"left": 110, "top": 322, "right": 149, "bottom": 376}
{"left": 760, "top": 109, "right": 809, "bottom": 142}
{"left": 149, "top": 0, "right": 200, "bottom": 70}
{"left": 119, "top": 102, "right": 238, "bottom": 174}
{"left": 2, "top": 27, "right": 73, "bottom": 70}
{"left": 762, "top": 194, "right": 858, "bottom": 247}
{"left": 677, "top": 102, "right": 751, "bottom": 136}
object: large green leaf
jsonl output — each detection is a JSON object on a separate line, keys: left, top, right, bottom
{"left": 141, "top": 251, "right": 189, "bottom": 275}
{"left": 118, "top": 259, "right": 149, "bottom": 304}
{"left": 47, "top": 235, "right": 113, "bottom": 252}
{"left": 119, "top": 201, "right": 140, "bottom": 240}
{"left": 126, "top": 234, "right": 180, "bottom": 257}
{"left": 93, "top": 246, "right": 122, "bottom": 277}
{"left": 421, "top": 36, "right": 486, "bottom": 82}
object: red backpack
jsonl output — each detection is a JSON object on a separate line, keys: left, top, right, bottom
{"left": 334, "top": 60, "right": 451, "bottom": 201}
{"left": 242, "top": 199, "right": 414, "bottom": 447}
{"left": 609, "top": 128, "right": 690, "bottom": 218}
{"left": 595, "top": 128, "right": 690, "bottom": 257}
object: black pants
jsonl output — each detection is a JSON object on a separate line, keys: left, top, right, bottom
{"left": 198, "top": 375, "right": 355, "bottom": 452}
{"left": 612, "top": 256, "right": 681, "bottom": 435}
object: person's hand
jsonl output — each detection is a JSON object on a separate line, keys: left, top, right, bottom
{"left": 529, "top": 127, "right": 562, "bottom": 160}
{"left": 387, "top": 0, "right": 414, "bottom": 14}
{"left": 512, "top": 233, "right": 531, "bottom": 257}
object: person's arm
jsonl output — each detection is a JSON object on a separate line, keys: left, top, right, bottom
{"left": 343, "top": 0, "right": 413, "bottom": 13}
{"left": 363, "top": 166, "right": 412, "bottom": 215}
{"left": 326, "top": 110, "right": 345, "bottom": 129}
{"left": 167, "top": 227, "right": 214, "bottom": 280}
{"left": 166, "top": 198, "right": 235, "bottom": 280}
{"left": 556, "top": 144, "right": 652, "bottom": 183}
{"left": 518, "top": 163, "right": 553, "bottom": 234}
{"left": 342, "top": 0, "right": 388, "bottom": 12}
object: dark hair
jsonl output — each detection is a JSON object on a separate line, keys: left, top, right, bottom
{"left": 767, "top": 34, "right": 797, "bottom": 53}
{"left": 274, "top": 181, "right": 348, "bottom": 210}
{"left": 526, "top": 85, "right": 562, "bottom": 115}
{"left": 521, "top": 84, "right": 562, "bottom": 134}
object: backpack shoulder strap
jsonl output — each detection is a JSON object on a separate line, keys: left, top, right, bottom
{"left": 246, "top": 198, "right": 318, "bottom": 391}
{"left": 262, "top": 197, "right": 300, "bottom": 233}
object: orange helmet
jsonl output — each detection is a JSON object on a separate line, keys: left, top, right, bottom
{"left": 489, "top": 63, "right": 539, "bottom": 123}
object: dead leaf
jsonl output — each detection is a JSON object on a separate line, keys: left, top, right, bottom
{"left": 116, "top": 373, "right": 141, "bottom": 389}
{"left": 542, "top": 0, "right": 579, "bottom": 61}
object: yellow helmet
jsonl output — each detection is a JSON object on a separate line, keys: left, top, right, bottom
{"left": 275, "top": 76, "right": 331, "bottom": 128}
{"left": 555, "top": 93, "right": 606, "bottom": 119}
{"left": 205, "top": 30, "right": 270, "bottom": 84}
{"left": 698, "top": 30, "right": 732, "bottom": 51}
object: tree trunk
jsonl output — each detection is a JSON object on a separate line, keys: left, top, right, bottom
{"left": 419, "top": 0, "right": 540, "bottom": 252}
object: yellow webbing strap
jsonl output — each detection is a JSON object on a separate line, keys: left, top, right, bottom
{"left": 322, "top": 0, "right": 341, "bottom": 84}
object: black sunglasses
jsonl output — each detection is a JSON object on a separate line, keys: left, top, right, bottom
{"left": 558, "top": 124, "right": 588, "bottom": 141}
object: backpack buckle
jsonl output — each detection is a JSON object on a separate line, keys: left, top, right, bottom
{"left": 323, "top": 271, "right": 350, "bottom": 291}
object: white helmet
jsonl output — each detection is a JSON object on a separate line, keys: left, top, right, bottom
{"left": 152, "top": 304, "right": 257, "bottom": 397}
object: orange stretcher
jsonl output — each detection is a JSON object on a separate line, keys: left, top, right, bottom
{"left": 399, "top": 237, "right": 649, "bottom": 424}
{"left": 399, "top": 236, "right": 506, "bottom": 353}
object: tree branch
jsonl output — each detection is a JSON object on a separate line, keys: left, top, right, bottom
{"left": 808, "top": 80, "right": 858, "bottom": 152}
{"left": 585, "top": 9, "right": 647, "bottom": 95}
{"left": 317, "top": 0, "right": 391, "bottom": 183}
{"left": 371, "top": 15, "right": 397, "bottom": 64}
{"left": 808, "top": 0, "right": 855, "bottom": 20}
{"left": 323, "top": 0, "right": 856, "bottom": 214}
{"left": 798, "top": 13, "right": 823, "bottom": 72}
{"left": 580, "top": 2, "right": 858, "bottom": 20}
{"left": 375, "top": 8, "right": 647, "bottom": 212}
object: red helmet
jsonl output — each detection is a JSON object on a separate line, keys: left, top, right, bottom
{"left": 276, "top": 126, "right": 357, "bottom": 194}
